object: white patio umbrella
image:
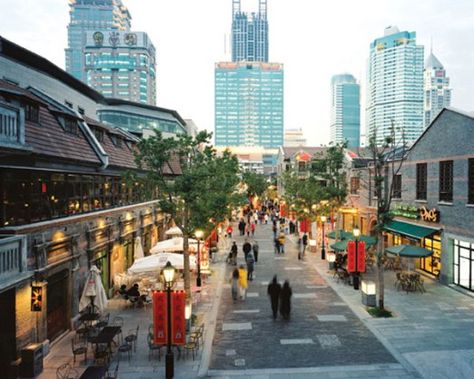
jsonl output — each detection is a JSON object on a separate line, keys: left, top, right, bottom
{"left": 149, "top": 237, "right": 198, "bottom": 254}
{"left": 128, "top": 252, "right": 197, "bottom": 275}
{"left": 79, "top": 265, "right": 108, "bottom": 313}
{"left": 165, "top": 226, "right": 183, "bottom": 237}
{"left": 134, "top": 236, "right": 144, "bottom": 259}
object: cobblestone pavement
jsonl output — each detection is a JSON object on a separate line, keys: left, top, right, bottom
{"left": 209, "top": 223, "right": 401, "bottom": 374}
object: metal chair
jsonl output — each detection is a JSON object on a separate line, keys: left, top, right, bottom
{"left": 93, "top": 344, "right": 110, "bottom": 366}
{"left": 147, "top": 333, "right": 163, "bottom": 361}
{"left": 71, "top": 338, "right": 87, "bottom": 365}
{"left": 112, "top": 316, "right": 124, "bottom": 344}
{"left": 118, "top": 342, "right": 133, "bottom": 362}
{"left": 183, "top": 336, "right": 197, "bottom": 360}
{"left": 124, "top": 325, "right": 139, "bottom": 352}
{"left": 56, "top": 363, "right": 78, "bottom": 379}
{"left": 105, "top": 360, "right": 119, "bottom": 379}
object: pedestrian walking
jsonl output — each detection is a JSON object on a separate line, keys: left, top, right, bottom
{"left": 246, "top": 252, "right": 255, "bottom": 280}
{"left": 297, "top": 237, "right": 302, "bottom": 260}
{"left": 226, "top": 225, "right": 233, "bottom": 238}
{"left": 267, "top": 275, "right": 281, "bottom": 320}
{"left": 251, "top": 222, "right": 256, "bottom": 236}
{"left": 264, "top": 214, "right": 269, "bottom": 224}
{"left": 242, "top": 239, "right": 252, "bottom": 260}
{"left": 302, "top": 233, "right": 308, "bottom": 258}
{"left": 278, "top": 232, "right": 286, "bottom": 254}
{"left": 272, "top": 224, "right": 277, "bottom": 239}
{"left": 230, "top": 268, "right": 239, "bottom": 302}
{"left": 230, "top": 241, "right": 238, "bottom": 265}
{"left": 279, "top": 280, "right": 292, "bottom": 320}
{"left": 274, "top": 237, "right": 281, "bottom": 254}
{"left": 252, "top": 241, "right": 259, "bottom": 263}
{"left": 238, "top": 219, "right": 246, "bottom": 236}
{"left": 238, "top": 265, "right": 248, "bottom": 300}
{"left": 245, "top": 223, "right": 251, "bottom": 237}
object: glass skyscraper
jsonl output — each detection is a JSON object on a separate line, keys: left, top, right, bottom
{"left": 232, "top": 0, "right": 268, "bottom": 62}
{"left": 215, "top": 62, "right": 283, "bottom": 148}
{"left": 366, "top": 26, "right": 424, "bottom": 146}
{"left": 330, "top": 74, "right": 360, "bottom": 148}
{"left": 424, "top": 51, "right": 451, "bottom": 128}
{"left": 66, "top": 0, "right": 131, "bottom": 82}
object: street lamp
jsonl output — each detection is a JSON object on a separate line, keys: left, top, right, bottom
{"left": 195, "top": 229, "right": 204, "bottom": 287}
{"left": 320, "top": 216, "right": 327, "bottom": 260}
{"left": 353, "top": 227, "right": 361, "bottom": 290}
{"left": 162, "top": 261, "right": 176, "bottom": 379}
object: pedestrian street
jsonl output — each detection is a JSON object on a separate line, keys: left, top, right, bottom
{"left": 209, "top": 223, "right": 399, "bottom": 373}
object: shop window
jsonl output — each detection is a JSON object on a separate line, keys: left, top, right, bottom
{"left": 453, "top": 239, "right": 474, "bottom": 291}
{"left": 439, "top": 160, "right": 453, "bottom": 202}
{"left": 350, "top": 177, "right": 360, "bottom": 195}
{"left": 422, "top": 235, "right": 441, "bottom": 277}
{"left": 392, "top": 174, "right": 402, "bottom": 198}
{"left": 416, "top": 163, "right": 427, "bottom": 200}
{"left": 468, "top": 159, "right": 474, "bottom": 204}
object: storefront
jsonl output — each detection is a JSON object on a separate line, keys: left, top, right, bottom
{"left": 453, "top": 239, "right": 474, "bottom": 291}
{"left": 384, "top": 220, "right": 441, "bottom": 276}
{"left": 86, "top": 222, "right": 113, "bottom": 294}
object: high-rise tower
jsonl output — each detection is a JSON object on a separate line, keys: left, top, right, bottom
{"left": 366, "top": 26, "right": 424, "bottom": 146}
{"left": 66, "top": 0, "right": 131, "bottom": 82}
{"left": 423, "top": 51, "right": 451, "bottom": 128}
{"left": 232, "top": 0, "right": 268, "bottom": 62}
{"left": 330, "top": 74, "right": 360, "bottom": 148}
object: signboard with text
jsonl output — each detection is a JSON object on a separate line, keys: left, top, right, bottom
{"left": 153, "top": 291, "right": 167, "bottom": 345}
{"left": 171, "top": 291, "right": 186, "bottom": 345}
{"left": 347, "top": 241, "right": 366, "bottom": 273}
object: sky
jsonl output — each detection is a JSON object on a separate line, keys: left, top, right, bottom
{"left": 1, "top": 0, "right": 473, "bottom": 146}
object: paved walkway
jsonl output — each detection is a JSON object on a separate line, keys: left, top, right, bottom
{"left": 38, "top": 221, "right": 474, "bottom": 379}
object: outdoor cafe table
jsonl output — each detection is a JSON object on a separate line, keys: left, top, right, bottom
{"left": 78, "top": 365, "right": 107, "bottom": 379}
{"left": 89, "top": 326, "right": 121, "bottom": 351}
{"left": 79, "top": 313, "right": 100, "bottom": 326}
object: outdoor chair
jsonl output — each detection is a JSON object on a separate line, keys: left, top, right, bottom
{"left": 71, "top": 338, "right": 87, "bottom": 365}
{"left": 125, "top": 325, "right": 139, "bottom": 352}
{"left": 56, "top": 363, "right": 79, "bottom": 379}
{"left": 190, "top": 323, "right": 204, "bottom": 349}
{"left": 183, "top": 336, "right": 197, "bottom": 360}
{"left": 394, "top": 272, "right": 402, "bottom": 291}
{"left": 118, "top": 342, "right": 133, "bottom": 362}
{"left": 147, "top": 333, "right": 163, "bottom": 361}
{"left": 93, "top": 344, "right": 110, "bottom": 366}
{"left": 96, "top": 312, "right": 110, "bottom": 329}
{"left": 105, "top": 360, "right": 119, "bottom": 379}
{"left": 112, "top": 316, "right": 124, "bottom": 344}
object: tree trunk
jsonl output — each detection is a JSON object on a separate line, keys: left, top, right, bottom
{"left": 376, "top": 230, "right": 385, "bottom": 309}
{"left": 182, "top": 207, "right": 191, "bottom": 303}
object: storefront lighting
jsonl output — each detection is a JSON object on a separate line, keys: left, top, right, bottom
{"left": 353, "top": 228, "right": 361, "bottom": 238}
{"left": 361, "top": 280, "right": 376, "bottom": 307}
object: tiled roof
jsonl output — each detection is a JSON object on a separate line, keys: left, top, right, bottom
{"left": 0, "top": 79, "right": 46, "bottom": 105}
{"left": 25, "top": 106, "right": 101, "bottom": 165}
{"left": 282, "top": 146, "right": 327, "bottom": 160}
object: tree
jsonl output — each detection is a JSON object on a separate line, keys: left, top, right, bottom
{"left": 367, "top": 122, "right": 408, "bottom": 310}
{"left": 134, "top": 130, "right": 241, "bottom": 301}
{"left": 241, "top": 172, "right": 267, "bottom": 200}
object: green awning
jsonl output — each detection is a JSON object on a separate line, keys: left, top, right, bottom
{"left": 384, "top": 220, "right": 439, "bottom": 239}
{"left": 330, "top": 236, "right": 376, "bottom": 252}
{"left": 330, "top": 240, "right": 348, "bottom": 252}
{"left": 386, "top": 244, "right": 433, "bottom": 258}
{"left": 327, "top": 230, "right": 353, "bottom": 240}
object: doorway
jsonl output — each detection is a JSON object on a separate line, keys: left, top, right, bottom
{"left": 0, "top": 289, "right": 16, "bottom": 374}
{"left": 47, "top": 270, "right": 69, "bottom": 341}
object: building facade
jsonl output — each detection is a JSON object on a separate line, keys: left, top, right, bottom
{"left": 214, "top": 61, "right": 284, "bottom": 148}
{"left": 66, "top": 0, "right": 131, "bottom": 82}
{"left": 330, "top": 74, "right": 360, "bottom": 148}
{"left": 284, "top": 128, "right": 307, "bottom": 147}
{"left": 366, "top": 26, "right": 424, "bottom": 146}
{"left": 232, "top": 0, "right": 268, "bottom": 63}
{"left": 347, "top": 108, "right": 474, "bottom": 292}
{"left": 423, "top": 52, "right": 451, "bottom": 128}
{"left": 84, "top": 30, "right": 156, "bottom": 104}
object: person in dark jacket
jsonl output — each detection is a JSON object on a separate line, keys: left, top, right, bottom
{"left": 242, "top": 239, "right": 252, "bottom": 260}
{"left": 279, "top": 280, "right": 292, "bottom": 320}
{"left": 230, "top": 241, "right": 238, "bottom": 265}
{"left": 267, "top": 275, "right": 281, "bottom": 320}
{"left": 238, "top": 219, "right": 246, "bottom": 236}
{"left": 246, "top": 252, "right": 255, "bottom": 280}
{"left": 252, "top": 241, "right": 259, "bottom": 263}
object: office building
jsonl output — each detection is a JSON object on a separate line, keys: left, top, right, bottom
{"left": 232, "top": 0, "right": 268, "bottom": 62}
{"left": 214, "top": 61, "right": 284, "bottom": 148}
{"left": 330, "top": 74, "right": 360, "bottom": 148}
{"left": 66, "top": 0, "right": 131, "bottom": 82}
{"left": 284, "top": 128, "right": 307, "bottom": 147}
{"left": 424, "top": 51, "right": 451, "bottom": 128}
{"left": 366, "top": 26, "right": 424, "bottom": 146}
{"left": 84, "top": 30, "right": 156, "bottom": 104}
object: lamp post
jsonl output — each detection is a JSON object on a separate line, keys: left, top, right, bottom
{"left": 320, "top": 216, "right": 327, "bottom": 260}
{"left": 353, "top": 227, "right": 360, "bottom": 290}
{"left": 162, "top": 261, "right": 176, "bottom": 379}
{"left": 195, "top": 229, "right": 204, "bottom": 287}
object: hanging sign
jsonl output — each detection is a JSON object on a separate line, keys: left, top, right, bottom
{"left": 31, "top": 286, "right": 43, "bottom": 312}
{"left": 153, "top": 291, "right": 167, "bottom": 345}
{"left": 347, "top": 241, "right": 356, "bottom": 273}
{"left": 357, "top": 241, "right": 366, "bottom": 273}
{"left": 347, "top": 241, "right": 366, "bottom": 273}
{"left": 171, "top": 291, "right": 186, "bottom": 345}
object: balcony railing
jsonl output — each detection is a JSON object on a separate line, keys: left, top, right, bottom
{"left": 0, "top": 234, "right": 27, "bottom": 284}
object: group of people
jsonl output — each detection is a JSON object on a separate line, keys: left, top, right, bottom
{"left": 237, "top": 218, "right": 257, "bottom": 237}
{"left": 227, "top": 239, "right": 259, "bottom": 275}
{"left": 267, "top": 275, "right": 292, "bottom": 320}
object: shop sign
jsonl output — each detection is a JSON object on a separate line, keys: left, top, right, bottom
{"left": 419, "top": 206, "right": 440, "bottom": 223}
{"left": 153, "top": 291, "right": 167, "bottom": 345}
{"left": 171, "top": 291, "right": 186, "bottom": 345}
{"left": 391, "top": 204, "right": 418, "bottom": 220}
{"left": 31, "top": 286, "right": 43, "bottom": 312}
